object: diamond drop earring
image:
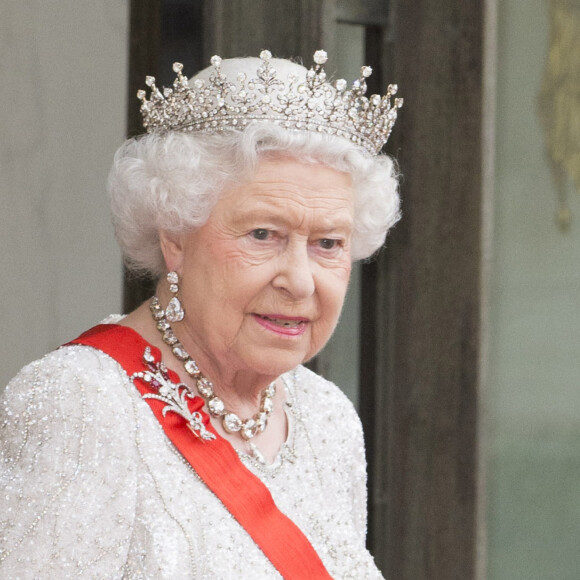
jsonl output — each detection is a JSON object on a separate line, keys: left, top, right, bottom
{"left": 165, "top": 271, "right": 185, "bottom": 322}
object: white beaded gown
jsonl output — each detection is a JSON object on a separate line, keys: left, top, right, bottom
{"left": 0, "top": 322, "right": 384, "bottom": 579}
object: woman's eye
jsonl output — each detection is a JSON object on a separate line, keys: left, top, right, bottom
{"left": 250, "top": 229, "right": 270, "bottom": 241}
{"left": 318, "top": 238, "right": 340, "bottom": 250}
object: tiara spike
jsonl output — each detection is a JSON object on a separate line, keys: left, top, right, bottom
{"left": 313, "top": 50, "right": 328, "bottom": 65}
{"left": 138, "top": 50, "right": 402, "bottom": 156}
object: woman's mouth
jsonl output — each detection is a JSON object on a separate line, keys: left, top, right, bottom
{"left": 253, "top": 314, "right": 309, "bottom": 335}
{"left": 260, "top": 315, "right": 304, "bottom": 328}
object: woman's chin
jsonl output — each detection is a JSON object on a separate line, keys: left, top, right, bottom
{"left": 237, "top": 344, "right": 310, "bottom": 380}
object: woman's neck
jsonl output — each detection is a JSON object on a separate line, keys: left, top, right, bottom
{"left": 118, "top": 296, "right": 289, "bottom": 463}
{"left": 120, "top": 295, "right": 278, "bottom": 412}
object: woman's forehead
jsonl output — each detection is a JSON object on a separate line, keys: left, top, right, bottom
{"left": 215, "top": 159, "right": 354, "bottom": 228}
{"left": 231, "top": 158, "right": 352, "bottom": 197}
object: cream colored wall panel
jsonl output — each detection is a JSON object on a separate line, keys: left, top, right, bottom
{"left": 0, "top": 1, "right": 128, "bottom": 388}
{"left": 487, "top": 0, "right": 580, "bottom": 577}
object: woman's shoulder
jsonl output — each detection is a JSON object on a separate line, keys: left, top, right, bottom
{"left": 0, "top": 334, "right": 140, "bottom": 576}
{"left": 7, "top": 338, "right": 129, "bottom": 384}
{"left": 290, "top": 364, "right": 356, "bottom": 402}
{"left": 1, "top": 331, "right": 141, "bottom": 491}
{"left": 288, "top": 364, "right": 363, "bottom": 430}
{"left": 2, "top": 337, "right": 136, "bottom": 433}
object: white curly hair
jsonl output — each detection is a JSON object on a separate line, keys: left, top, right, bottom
{"left": 108, "top": 57, "right": 401, "bottom": 278}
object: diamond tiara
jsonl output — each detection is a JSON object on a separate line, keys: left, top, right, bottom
{"left": 137, "top": 49, "right": 403, "bottom": 156}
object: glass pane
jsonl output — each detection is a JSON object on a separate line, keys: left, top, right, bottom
{"left": 314, "top": 22, "right": 366, "bottom": 407}
{"left": 486, "top": 1, "right": 580, "bottom": 578}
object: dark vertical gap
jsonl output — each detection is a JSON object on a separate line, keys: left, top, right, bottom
{"left": 124, "top": 0, "right": 162, "bottom": 314}
{"left": 123, "top": 0, "right": 204, "bottom": 314}
{"left": 159, "top": 0, "right": 205, "bottom": 84}
{"left": 359, "top": 259, "right": 379, "bottom": 549}
{"left": 127, "top": 0, "right": 162, "bottom": 140}
{"left": 359, "top": 23, "right": 384, "bottom": 552}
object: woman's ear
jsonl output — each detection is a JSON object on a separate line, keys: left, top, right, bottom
{"left": 159, "top": 230, "right": 185, "bottom": 274}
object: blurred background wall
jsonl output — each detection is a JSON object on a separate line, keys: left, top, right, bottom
{"left": 486, "top": 0, "right": 580, "bottom": 577}
{"left": 0, "top": 1, "right": 127, "bottom": 388}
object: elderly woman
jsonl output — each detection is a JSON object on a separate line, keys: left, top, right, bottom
{"left": 0, "top": 51, "right": 401, "bottom": 578}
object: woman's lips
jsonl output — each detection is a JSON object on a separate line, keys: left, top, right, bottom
{"left": 253, "top": 314, "right": 309, "bottom": 336}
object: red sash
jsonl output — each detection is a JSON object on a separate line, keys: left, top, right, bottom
{"left": 66, "top": 324, "right": 332, "bottom": 580}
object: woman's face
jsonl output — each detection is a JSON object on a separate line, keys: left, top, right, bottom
{"left": 163, "top": 157, "right": 354, "bottom": 382}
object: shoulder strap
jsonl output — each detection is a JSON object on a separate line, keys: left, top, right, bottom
{"left": 66, "top": 324, "right": 332, "bottom": 580}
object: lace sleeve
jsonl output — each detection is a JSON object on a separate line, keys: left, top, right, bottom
{"left": 0, "top": 347, "right": 138, "bottom": 577}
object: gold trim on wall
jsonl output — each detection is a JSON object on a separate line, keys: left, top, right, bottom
{"left": 538, "top": 0, "right": 580, "bottom": 229}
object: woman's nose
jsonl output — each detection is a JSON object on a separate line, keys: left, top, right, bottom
{"left": 272, "top": 245, "right": 315, "bottom": 300}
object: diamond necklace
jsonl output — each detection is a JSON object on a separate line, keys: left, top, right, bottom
{"left": 149, "top": 296, "right": 276, "bottom": 440}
